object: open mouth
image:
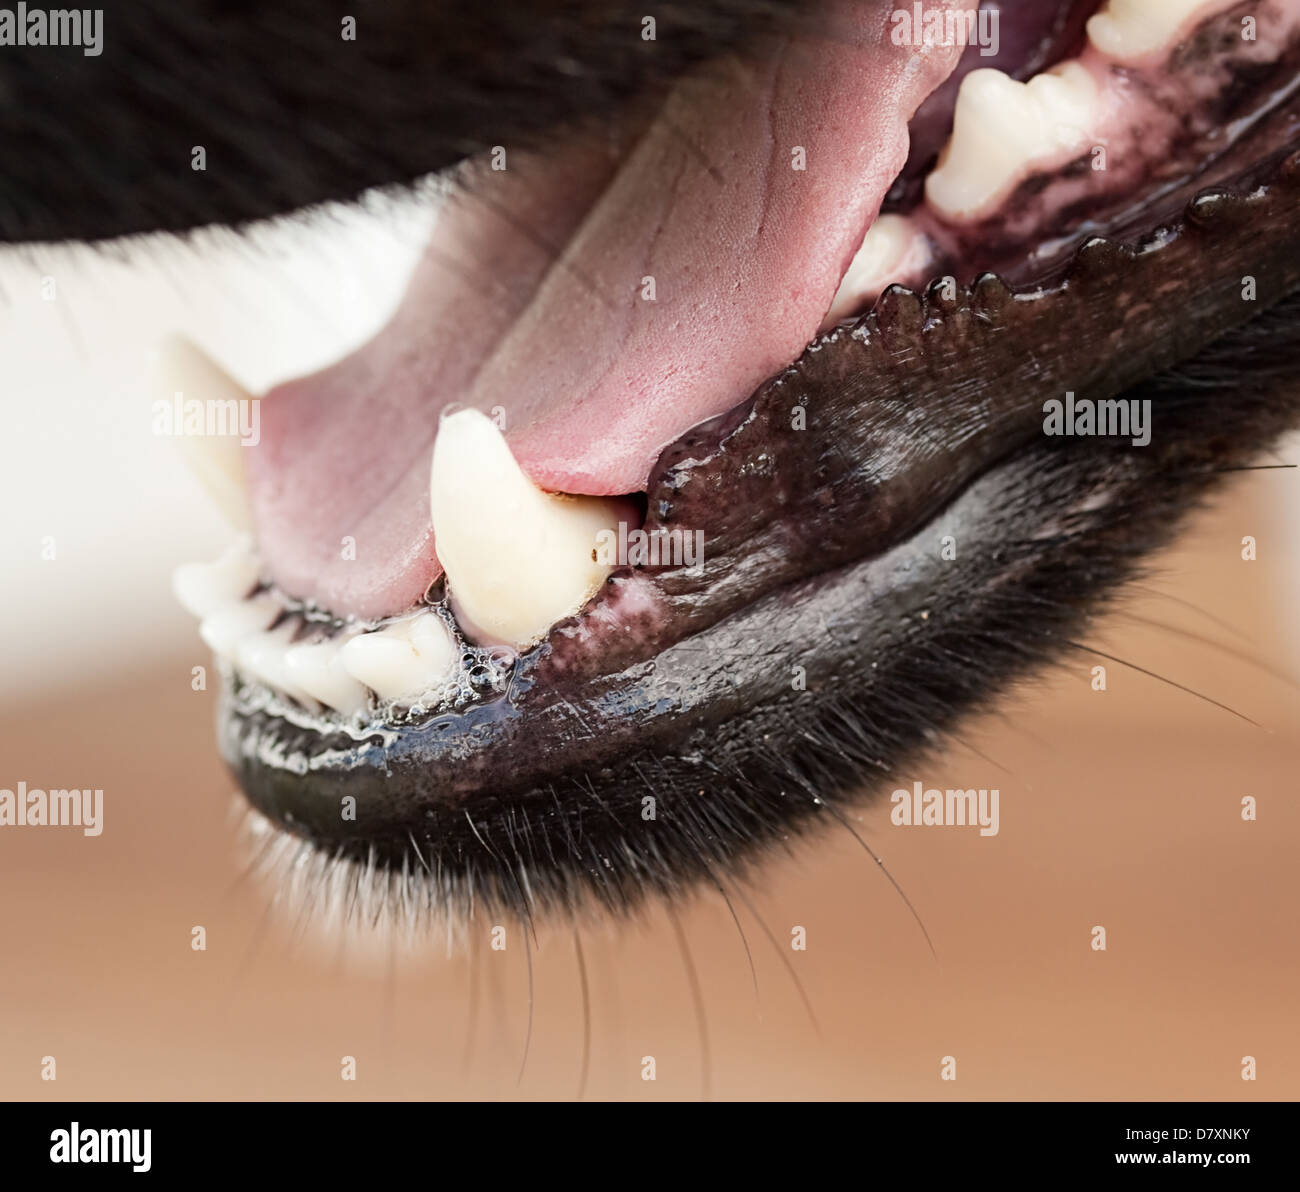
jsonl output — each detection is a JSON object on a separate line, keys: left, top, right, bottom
{"left": 169, "top": 0, "right": 1300, "bottom": 922}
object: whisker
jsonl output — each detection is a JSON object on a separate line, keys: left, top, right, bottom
{"left": 221, "top": 896, "right": 278, "bottom": 1015}
{"left": 573, "top": 928, "right": 592, "bottom": 1101}
{"left": 407, "top": 830, "right": 431, "bottom": 873}
{"left": 1065, "top": 640, "right": 1263, "bottom": 727}
{"left": 815, "top": 796, "right": 940, "bottom": 964}
{"left": 948, "top": 729, "right": 1026, "bottom": 786}
{"left": 1127, "top": 583, "right": 1253, "bottom": 644}
{"left": 1211, "top": 462, "right": 1296, "bottom": 472}
{"left": 460, "top": 926, "right": 481, "bottom": 1076}
{"left": 1117, "top": 612, "right": 1300, "bottom": 692}
{"left": 711, "top": 875, "right": 760, "bottom": 1012}
{"left": 516, "top": 917, "right": 535, "bottom": 1088}
{"left": 666, "top": 903, "right": 712, "bottom": 1102}
{"left": 729, "top": 882, "right": 822, "bottom": 1039}
{"left": 381, "top": 929, "right": 398, "bottom": 1069}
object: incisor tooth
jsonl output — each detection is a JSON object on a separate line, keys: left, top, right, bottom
{"left": 430, "top": 409, "right": 625, "bottom": 648}
{"left": 925, "top": 63, "right": 1098, "bottom": 221}
{"left": 339, "top": 613, "right": 457, "bottom": 702}
{"left": 284, "top": 636, "right": 371, "bottom": 718}
{"left": 155, "top": 335, "right": 256, "bottom": 529}
{"left": 199, "top": 594, "right": 279, "bottom": 658}
{"left": 1087, "top": 0, "right": 1229, "bottom": 62}
{"left": 172, "top": 537, "right": 260, "bottom": 618}
{"left": 236, "top": 623, "right": 314, "bottom": 706}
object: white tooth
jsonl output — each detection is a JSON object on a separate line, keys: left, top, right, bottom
{"left": 824, "top": 214, "right": 930, "bottom": 326}
{"left": 198, "top": 594, "right": 280, "bottom": 658}
{"left": 1087, "top": 0, "right": 1231, "bottom": 63}
{"left": 155, "top": 335, "right": 257, "bottom": 529}
{"left": 339, "top": 613, "right": 458, "bottom": 702}
{"left": 172, "top": 537, "right": 260, "bottom": 618}
{"left": 430, "top": 408, "right": 625, "bottom": 648}
{"left": 236, "top": 623, "right": 314, "bottom": 705}
{"left": 284, "top": 635, "right": 371, "bottom": 718}
{"left": 925, "top": 63, "right": 1099, "bottom": 222}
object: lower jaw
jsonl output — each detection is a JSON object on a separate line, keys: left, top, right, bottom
{"left": 206, "top": 3, "right": 1300, "bottom": 918}
{"left": 223, "top": 149, "right": 1300, "bottom": 918}
{"left": 226, "top": 300, "right": 1300, "bottom": 918}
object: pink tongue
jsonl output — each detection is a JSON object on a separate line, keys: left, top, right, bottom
{"left": 248, "top": 0, "right": 974, "bottom": 619}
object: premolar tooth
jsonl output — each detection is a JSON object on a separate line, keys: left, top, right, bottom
{"left": 1087, "top": 0, "right": 1230, "bottom": 63}
{"left": 284, "top": 635, "right": 371, "bottom": 718}
{"left": 199, "top": 594, "right": 280, "bottom": 658}
{"left": 155, "top": 335, "right": 257, "bottom": 529}
{"left": 339, "top": 613, "right": 457, "bottom": 702}
{"left": 430, "top": 409, "right": 626, "bottom": 648}
{"left": 925, "top": 63, "right": 1099, "bottom": 221}
{"left": 172, "top": 537, "right": 260, "bottom": 618}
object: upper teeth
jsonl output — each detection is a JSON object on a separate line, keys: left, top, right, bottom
{"left": 1087, "top": 0, "right": 1235, "bottom": 62}
{"left": 154, "top": 335, "right": 256, "bottom": 530}
{"left": 925, "top": 63, "right": 1099, "bottom": 222}
{"left": 430, "top": 408, "right": 626, "bottom": 649}
{"left": 172, "top": 536, "right": 260, "bottom": 618}
{"left": 198, "top": 593, "right": 280, "bottom": 657}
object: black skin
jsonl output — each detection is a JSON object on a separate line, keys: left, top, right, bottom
{"left": 10, "top": 1, "right": 1298, "bottom": 921}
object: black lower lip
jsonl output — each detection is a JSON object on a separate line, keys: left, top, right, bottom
{"left": 223, "top": 143, "right": 1300, "bottom": 915}
{"left": 224, "top": 314, "right": 1300, "bottom": 915}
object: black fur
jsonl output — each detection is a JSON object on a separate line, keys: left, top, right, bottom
{"left": 0, "top": 0, "right": 807, "bottom": 244}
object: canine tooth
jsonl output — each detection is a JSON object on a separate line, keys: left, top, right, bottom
{"left": 172, "top": 538, "right": 260, "bottom": 618}
{"left": 155, "top": 335, "right": 256, "bottom": 530}
{"left": 430, "top": 408, "right": 624, "bottom": 648}
{"left": 925, "top": 63, "right": 1099, "bottom": 221}
{"left": 284, "top": 636, "right": 371, "bottom": 717}
{"left": 339, "top": 613, "right": 457, "bottom": 702}
{"left": 198, "top": 594, "right": 279, "bottom": 658}
{"left": 236, "top": 623, "right": 313, "bottom": 705}
{"left": 824, "top": 214, "right": 930, "bottom": 325}
{"left": 1087, "top": 0, "right": 1230, "bottom": 62}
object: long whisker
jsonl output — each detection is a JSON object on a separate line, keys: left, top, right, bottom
{"left": 711, "top": 875, "right": 760, "bottom": 1011}
{"left": 729, "top": 882, "right": 822, "bottom": 1038}
{"left": 460, "top": 926, "right": 481, "bottom": 1075}
{"left": 573, "top": 928, "right": 592, "bottom": 1101}
{"left": 1117, "top": 612, "right": 1300, "bottom": 692}
{"left": 816, "top": 795, "right": 940, "bottom": 964}
{"left": 1065, "top": 641, "right": 1262, "bottom": 727}
{"left": 516, "top": 917, "right": 535, "bottom": 1087}
{"left": 666, "top": 903, "right": 712, "bottom": 1102}
{"left": 1126, "top": 583, "right": 1253, "bottom": 644}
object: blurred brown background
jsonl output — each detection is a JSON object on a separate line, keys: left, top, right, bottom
{"left": 2, "top": 462, "right": 1296, "bottom": 1101}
